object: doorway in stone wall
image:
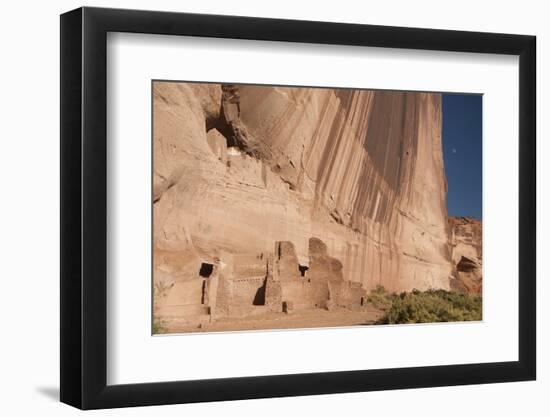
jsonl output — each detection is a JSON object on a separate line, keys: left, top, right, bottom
{"left": 199, "top": 262, "right": 214, "bottom": 278}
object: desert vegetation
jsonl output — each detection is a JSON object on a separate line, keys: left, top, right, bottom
{"left": 153, "top": 282, "right": 173, "bottom": 334}
{"left": 368, "top": 286, "right": 482, "bottom": 324}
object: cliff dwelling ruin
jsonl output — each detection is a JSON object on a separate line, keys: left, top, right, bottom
{"left": 152, "top": 81, "right": 483, "bottom": 333}
{"left": 157, "top": 238, "right": 367, "bottom": 328}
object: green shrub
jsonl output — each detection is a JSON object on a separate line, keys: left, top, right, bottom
{"left": 376, "top": 289, "right": 482, "bottom": 324}
{"left": 366, "top": 285, "right": 397, "bottom": 310}
{"left": 152, "top": 318, "right": 167, "bottom": 334}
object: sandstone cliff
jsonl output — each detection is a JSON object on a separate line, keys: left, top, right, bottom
{"left": 153, "top": 82, "right": 453, "bottom": 296}
{"left": 449, "top": 217, "right": 483, "bottom": 294}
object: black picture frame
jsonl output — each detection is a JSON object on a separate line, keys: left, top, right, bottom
{"left": 60, "top": 6, "right": 536, "bottom": 410}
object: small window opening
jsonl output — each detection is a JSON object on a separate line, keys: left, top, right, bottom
{"left": 199, "top": 262, "right": 214, "bottom": 278}
{"left": 298, "top": 264, "right": 309, "bottom": 277}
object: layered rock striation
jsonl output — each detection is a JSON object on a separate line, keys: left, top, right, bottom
{"left": 153, "top": 81, "right": 456, "bottom": 323}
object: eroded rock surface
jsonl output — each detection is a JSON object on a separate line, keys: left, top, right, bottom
{"left": 449, "top": 217, "right": 483, "bottom": 294}
{"left": 153, "top": 82, "right": 459, "bottom": 329}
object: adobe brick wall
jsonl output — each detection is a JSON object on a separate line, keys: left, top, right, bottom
{"left": 281, "top": 280, "right": 329, "bottom": 309}
{"left": 328, "top": 281, "right": 367, "bottom": 310}
{"left": 265, "top": 277, "right": 283, "bottom": 313}
{"left": 229, "top": 277, "right": 265, "bottom": 306}
{"left": 274, "top": 241, "right": 301, "bottom": 281}
{"left": 308, "top": 237, "right": 344, "bottom": 283}
{"left": 160, "top": 238, "right": 368, "bottom": 325}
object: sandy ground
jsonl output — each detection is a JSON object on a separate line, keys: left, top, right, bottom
{"left": 162, "top": 307, "right": 385, "bottom": 334}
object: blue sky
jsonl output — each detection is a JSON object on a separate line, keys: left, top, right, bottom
{"left": 441, "top": 94, "right": 483, "bottom": 220}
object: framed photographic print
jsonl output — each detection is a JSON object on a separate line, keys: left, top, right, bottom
{"left": 60, "top": 6, "right": 536, "bottom": 409}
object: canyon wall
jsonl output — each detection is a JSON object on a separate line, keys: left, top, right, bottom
{"left": 449, "top": 217, "right": 483, "bottom": 294}
{"left": 153, "top": 82, "right": 453, "bottom": 296}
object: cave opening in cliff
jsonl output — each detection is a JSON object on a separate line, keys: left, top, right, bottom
{"left": 456, "top": 256, "right": 477, "bottom": 273}
{"left": 298, "top": 265, "right": 309, "bottom": 277}
{"left": 199, "top": 262, "right": 214, "bottom": 278}
{"left": 213, "top": 103, "right": 250, "bottom": 152}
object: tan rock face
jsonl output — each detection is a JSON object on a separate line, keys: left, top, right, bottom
{"left": 449, "top": 217, "right": 483, "bottom": 294}
{"left": 153, "top": 81, "right": 455, "bottom": 321}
